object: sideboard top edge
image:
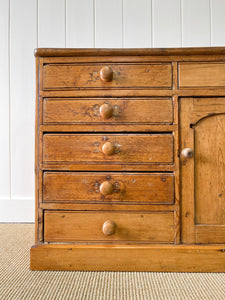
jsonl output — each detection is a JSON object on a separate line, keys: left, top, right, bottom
{"left": 34, "top": 47, "right": 225, "bottom": 57}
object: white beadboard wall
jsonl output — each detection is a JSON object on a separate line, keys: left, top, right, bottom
{"left": 0, "top": 0, "right": 225, "bottom": 222}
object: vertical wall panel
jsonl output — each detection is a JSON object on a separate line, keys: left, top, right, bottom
{"left": 152, "top": 0, "right": 181, "bottom": 48}
{"left": 123, "top": 0, "right": 151, "bottom": 48}
{"left": 0, "top": 0, "right": 10, "bottom": 200}
{"left": 38, "top": 0, "right": 65, "bottom": 47}
{"left": 95, "top": 0, "right": 122, "bottom": 48}
{"left": 211, "top": 0, "right": 225, "bottom": 46}
{"left": 10, "top": 0, "right": 37, "bottom": 203}
{"left": 66, "top": 0, "right": 94, "bottom": 48}
{"left": 182, "top": 0, "right": 211, "bottom": 47}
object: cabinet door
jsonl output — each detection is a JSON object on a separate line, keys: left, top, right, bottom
{"left": 180, "top": 98, "right": 225, "bottom": 244}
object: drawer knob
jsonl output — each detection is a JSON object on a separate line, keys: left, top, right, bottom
{"left": 100, "top": 181, "right": 114, "bottom": 195}
{"left": 181, "top": 148, "right": 194, "bottom": 159}
{"left": 100, "top": 103, "right": 113, "bottom": 119}
{"left": 100, "top": 66, "right": 113, "bottom": 82}
{"left": 102, "top": 220, "right": 116, "bottom": 236}
{"left": 102, "top": 141, "right": 115, "bottom": 155}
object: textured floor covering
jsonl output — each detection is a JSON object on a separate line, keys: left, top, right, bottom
{"left": 0, "top": 224, "right": 224, "bottom": 300}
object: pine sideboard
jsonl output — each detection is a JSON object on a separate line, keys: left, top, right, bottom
{"left": 30, "top": 48, "right": 225, "bottom": 272}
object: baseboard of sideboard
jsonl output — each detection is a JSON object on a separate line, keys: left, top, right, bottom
{"left": 30, "top": 244, "right": 225, "bottom": 272}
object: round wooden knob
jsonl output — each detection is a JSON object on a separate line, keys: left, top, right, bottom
{"left": 100, "top": 66, "right": 113, "bottom": 82}
{"left": 100, "top": 181, "right": 114, "bottom": 195}
{"left": 181, "top": 148, "right": 194, "bottom": 159}
{"left": 102, "top": 141, "right": 115, "bottom": 155}
{"left": 100, "top": 103, "right": 113, "bottom": 119}
{"left": 102, "top": 220, "right": 116, "bottom": 236}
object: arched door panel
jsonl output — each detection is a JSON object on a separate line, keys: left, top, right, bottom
{"left": 180, "top": 98, "right": 225, "bottom": 244}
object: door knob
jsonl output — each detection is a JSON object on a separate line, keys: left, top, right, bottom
{"left": 181, "top": 148, "right": 194, "bottom": 159}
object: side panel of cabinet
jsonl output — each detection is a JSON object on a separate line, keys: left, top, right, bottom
{"left": 180, "top": 98, "right": 225, "bottom": 244}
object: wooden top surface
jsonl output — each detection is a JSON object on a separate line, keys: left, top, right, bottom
{"left": 34, "top": 47, "right": 225, "bottom": 57}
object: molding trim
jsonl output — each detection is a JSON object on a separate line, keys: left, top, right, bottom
{"left": 30, "top": 244, "right": 225, "bottom": 272}
{"left": 34, "top": 47, "right": 225, "bottom": 57}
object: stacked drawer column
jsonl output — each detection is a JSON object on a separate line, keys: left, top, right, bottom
{"left": 36, "top": 56, "right": 179, "bottom": 245}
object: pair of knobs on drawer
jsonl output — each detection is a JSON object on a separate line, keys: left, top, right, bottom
{"left": 99, "top": 67, "right": 114, "bottom": 119}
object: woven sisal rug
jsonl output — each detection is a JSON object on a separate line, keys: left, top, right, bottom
{"left": 0, "top": 224, "right": 224, "bottom": 300}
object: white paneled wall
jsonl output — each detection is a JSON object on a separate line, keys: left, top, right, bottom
{"left": 152, "top": 0, "right": 181, "bottom": 47}
{"left": 0, "top": 0, "right": 10, "bottom": 212}
{"left": 0, "top": 0, "right": 225, "bottom": 222}
{"left": 38, "top": 0, "right": 65, "bottom": 47}
{"left": 123, "top": 0, "right": 151, "bottom": 47}
{"left": 66, "top": 0, "right": 94, "bottom": 47}
{"left": 95, "top": 0, "right": 123, "bottom": 47}
{"left": 211, "top": 0, "right": 225, "bottom": 46}
{"left": 182, "top": 0, "right": 211, "bottom": 46}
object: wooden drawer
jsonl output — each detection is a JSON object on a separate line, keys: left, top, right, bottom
{"left": 179, "top": 62, "right": 225, "bottom": 88}
{"left": 43, "top": 172, "right": 174, "bottom": 204}
{"left": 43, "top": 98, "right": 173, "bottom": 124}
{"left": 43, "top": 133, "right": 174, "bottom": 164}
{"left": 42, "top": 63, "right": 172, "bottom": 90}
{"left": 44, "top": 211, "right": 175, "bottom": 243}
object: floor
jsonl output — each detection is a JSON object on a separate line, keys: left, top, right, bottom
{"left": 0, "top": 224, "right": 224, "bottom": 300}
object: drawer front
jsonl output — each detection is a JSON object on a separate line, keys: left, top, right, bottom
{"left": 43, "top": 172, "right": 174, "bottom": 204}
{"left": 44, "top": 211, "right": 175, "bottom": 243}
{"left": 43, "top": 134, "right": 174, "bottom": 164}
{"left": 42, "top": 63, "right": 172, "bottom": 89}
{"left": 179, "top": 62, "right": 225, "bottom": 88}
{"left": 43, "top": 98, "right": 173, "bottom": 124}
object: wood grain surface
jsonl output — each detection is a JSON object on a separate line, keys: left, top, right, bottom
{"left": 179, "top": 62, "right": 225, "bottom": 87}
{"left": 43, "top": 98, "right": 173, "bottom": 124}
{"left": 195, "top": 114, "right": 225, "bottom": 225}
{"left": 34, "top": 47, "right": 225, "bottom": 57}
{"left": 180, "top": 97, "right": 225, "bottom": 244}
{"left": 43, "top": 172, "right": 174, "bottom": 204}
{"left": 30, "top": 244, "right": 225, "bottom": 272}
{"left": 43, "top": 133, "right": 174, "bottom": 164}
{"left": 196, "top": 225, "right": 225, "bottom": 244}
{"left": 42, "top": 63, "right": 172, "bottom": 89}
{"left": 44, "top": 211, "right": 175, "bottom": 243}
